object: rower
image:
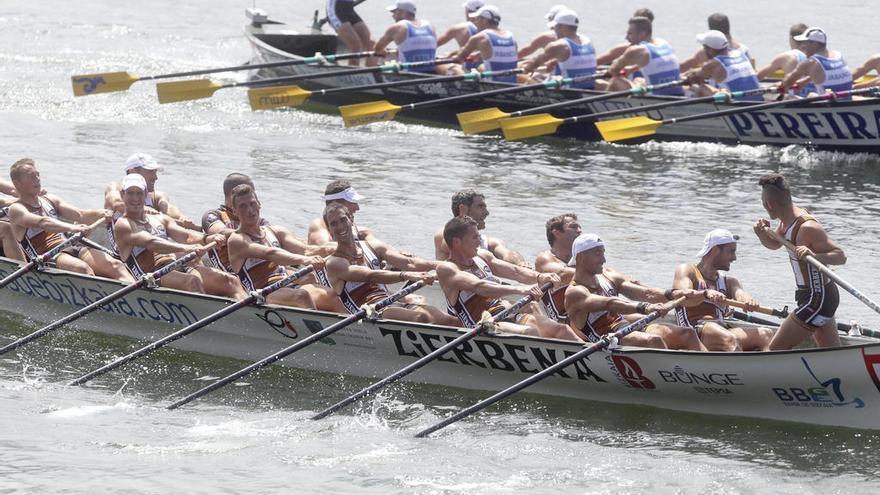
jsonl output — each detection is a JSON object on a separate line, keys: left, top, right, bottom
{"left": 679, "top": 13, "right": 754, "bottom": 72}
{"left": 325, "top": 0, "right": 375, "bottom": 66}
{"left": 452, "top": 5, "right": 519, "bottom": 83}
{"left": 521, "top": 10, "right": 606, "bottom": 90}
{"left": 565, "top": 232, "right": 707, "bottom": 350}
{"left": 113, "top": 173, "right": 247, "bottom": 299}
{"left": 851, "top": 54, "right": 880, "bottom": 89}
{"left": 516, "top": 4, "right": 565, "bottom": 60}
{"left": 433, "top": 189, "right": 528, "bottom": 266}
{"left": 756, "top": 23, "right": 808, "bottom": 81}
{"left": 596, "top": 8, "right": 653, "bottom": 66}
{"left": 1, "top": 178, "right": 26, "bottom": 261}
{"left": 438, "top": 216, "right": 585, "bottom": 341}
{"left": 6, "top": 158, "right": 132, "bottom": 281}
{"left": 323, "top": 203, "right": 457, "bottom": 324}
{"left": 307, "top": 180, "right": 373, "bottom": 245}
{"left": 684, "top": 30, "right": 762, "bottom": 101}
{"left": 534, "top": 213, "right": 582, "bottom": 322}
{"left": 373, "top": 1, "right": 439, "bottom": 74}
{"left": 435, "top": 0, "right": 484, "bottom": 63}
{"left": 781, "top": 27, "right": 853, "bottom": 100}
{"left": 201, "top": 172, "right": 256, "bottom": 271}
{"left": 606, "top": 16, "right": 685, "bottom": 96}
{"left": 672, "top": 229, "right": 773, "bottom": 351}
{"left": 754, "top": 173, "right": 845, "bottom": 350}
{"left": 226, "top": 184, "right": 343, "bottom": 311}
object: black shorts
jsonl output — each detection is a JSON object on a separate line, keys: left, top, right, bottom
{"left": 794, "top": 282, "right": 839, "bottom": 327}
{"left": 326, "top": 0, "right": 363, "bottom": 30}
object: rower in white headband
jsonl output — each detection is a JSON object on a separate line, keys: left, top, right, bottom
{"left": 320, "top": 186, "right": 365, "bottom": 204}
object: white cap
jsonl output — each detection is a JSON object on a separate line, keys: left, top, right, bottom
{"left": 545, "top": 4, "right": 567, "bottom": 21}
{"left": 696, "top": 30, "right": 729, "bottom": 50}
{"left": 696, "top": 228, "right": 739, "bottom": 258}
{"left": 124, "top": 152, "right": 162, "bottom": 172}
{"left": 568, "top": 233, "right": 604, "bottom": 266}
{"left": 469, "top": 5, "right": 501, "bottom": 22}
{"left": 386, "top": 0, "right": 417, "bottom": 14}
{"left": 121, "top": 173, "right": 147, "bottom": 191}
{"left": 321, "top": 186, "right": 364, "bottom": 203}
{"left": 462, "top": 0, "right": 485, "bottom": 12}
{"left": 793, "top": 27, "right": 827, "bottom": 44}
{"left": 548, "top": 9, "right": 578, "bottom": 28}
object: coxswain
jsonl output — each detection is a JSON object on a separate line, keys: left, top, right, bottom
{"left": 679, "top": 13, "right": 754, "bottom": 72}
{"left": 756, "top": 23, "right": 809, "bottom": 80}
{"left": 226, "top": 184, "right": 343, "bottom": 311}
{"left": 521, "top": 10, "right": 605, "bottom": 90}
{"left": 781, "top": 27, "right": 853, "bottom": 100}
{"left": 373, "top": 1, "right": 440, "bottom": 74}
{"left": 684, "top": 30, "right": 762, "bottom": 101}
{"left": 534, "top": 213, "right": 582, "bottom": 322}
{"left": 754, "top": 173, "right": 845, "bottom": 350}
{"left": 433, "top": 189, "right": 527, "bottom": 266}
{"left": 452, "top": 5, "right": 519, "bottom": 83}
{"left": 606, "top": 16, "right": 685, "bottom": 96}
{"left": 325, "top": 0, "right": 375, "bottom": 66}
{"left": 565, "top": 233, "right": 707, "bottom": 350}
{"left": 113, "top": 174, "right": 246, "bottom": 298}
{"left": 672, "top": 229, "right": 773, "bottom": 351}
{"left": 6, "top": 158, "right": 132, "bottom": 280}
{"left": 436, "top": 0, "right": 485, "bottom": 63}
{"left": 438, "top": 216, "right": 585, "bottom": 341}
{"left": 596, "top": 8, "right": 653, "bottom": 65}
{"left": 516, "top": 4, "right": 565, "bottom": 60}
{"left": 201, "top": 172, "right": 256, "bottom": 271}
{"left": 323, "top": 204, "right": 458, "bottom": 324}
{"left": 1, "top": 178, "right": 26, "bottom": 260}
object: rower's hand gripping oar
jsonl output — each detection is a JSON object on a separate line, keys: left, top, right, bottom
{"left": 69, "top": 264, "right": 318, "bottom": 386}
{"left": 414, "top": 296, "right": 687, "bottom": 438}
{"left": 166, "top": 280, "right": 427, "bottom": 410}
{"left": 0, "top": 242, "right": 216, "bottom": 356}
{"left": 723, "top": 298, "right": 788, "bottom": 318}
{"left": 311, "top": 282, "right": 554, "bottom": 420}
{"left": 70, "top": 51, "right": 377, "bottom": 97}
{"left": 0, "top": 218, "right": 105, "bottom": 289}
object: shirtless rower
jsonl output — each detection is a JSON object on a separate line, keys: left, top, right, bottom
{"left": 433, "top": 189, "right": 527, "bottom": 266}
{"left": 534, "top": 213, "right": 582, "bottom": 322}
{"left": 113, "top": 174, "right": 246, "bottom": 298}
{"left": 684, "top": 30, "right": 762, "bottom": 101}
{"left": 1, "top": 178, "right": 26, "bottom": 260}
{"left": 373, "top": 1, "right": 440, "bottom": 74}
{"left": 201, "top": 172, "right": 256, "bottom": 271}
{"left": 521, "top": 10, "right": 607, "bottom": 90}
{"left": 516, "top": 4, "right": 565, "bottom": 60}
{"left": 756, "top": 23, "right": 809, "bottom": 80}
{"left": 436, "top": 0, "right": 485, "bottom": 63}
{"left": 438, "top": 216, "right": 584, "bottom": 341}
{"left": 226, "top": 184, "right": 343, "bottom": 311}
{"left": 326, "top": 0, "right": 375, "bottom": 66}
{"left": 565, "top": 232, "right": 707, "bottom": 350}
{"left": 323, "top": 203, "right": 457, "bottom": 324}
{"left": 606, "top": 16, "right": 685, "bottom": 96}
{"left": 754, "top": 173, "right": 845, "bottom": 350}
{"left": 781, "top": 27, "right": 853, "bottom": 100}
{"left": 596, "top": 8, "right": 653, "bottom": 66}
{"left": 6, "top": 158, "right": 132, "bottom": 280}
{"left": 672, "top": 229, "right": 773, "bottom": 351}
{"left": 450, "top": 5, "right": 519, "bottom": 83}
{"left": 679, "top": 13, "right": 754, "bottom": 72}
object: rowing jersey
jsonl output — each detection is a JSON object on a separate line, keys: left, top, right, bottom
{"left": 674, "top": 265, "right": 730, "bottom": 328}
{"left": 463, "top": 22, "right": 481, "bottom": 70}
{"left": 783, "top": 213, "right": 840, "bottom": 326}
{"left": 236, "top": 226, "right": 288, "bottom": 291}
{"left": 639, "top": 38, "right": 685, "bottom": 96}
{"left": 711, "top": 49, "right": 762, "bottom": 101}
{"left": 122, "top": 214, "right": 177, "bottom": 277}
{"left": 571, "top": 275, "right": 627, "bottom": 343}
{"left": 446, "top": 255, "right": 507, "bottom": 327}
{"left": 484, "top": 31, "right": 518, "bottom": 83}
{"left": 541, "top": 284, "right": 567, "bottom": 322}
{"left": 18, "top": 196, "right": 67, "bottom": 259}
{"left": 554, "top": 37, "right": 597, "bottom": 89}
{"left": 789, "top": 49, "right": 816, "bottom": 96}
{"left": 784, "top": 213, "right": 826, "bottom": 291}
{"left": 398, "top": 20, "right": 437, "bottom": 72}
{"left": 336, "top": 240, "right": 389, "bottom": 314}
{"left": 812, "top": 53, "right": 852, "bottom": 100}
{"left": 107, "top": 190, "right": 157, "bottom": 255}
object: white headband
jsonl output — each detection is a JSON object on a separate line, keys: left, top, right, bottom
{"left": 321, "top": 187, "right": 364, "bottom": 203}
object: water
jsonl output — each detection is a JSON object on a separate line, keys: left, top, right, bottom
{"left": 2, "top": 0, "right": 880, "bottom": 492}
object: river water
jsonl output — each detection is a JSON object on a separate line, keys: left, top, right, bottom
{"left": 2, "top": 0, "right": 880, "bottom": 492}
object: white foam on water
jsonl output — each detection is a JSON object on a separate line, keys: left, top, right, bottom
{"left": 44, "top": 400, "right": 135, "bottom": 419}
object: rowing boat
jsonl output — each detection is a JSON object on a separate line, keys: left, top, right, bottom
{"left": 245, "top": 11, "right": 880, "bottom": 154}
{"left": 2, "top": 255, "right": 880, "bottom": 430}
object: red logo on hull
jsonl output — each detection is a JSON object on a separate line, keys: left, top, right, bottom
{"left": 611, "top": 355, "right": 656, "bottom": 390}
{"left": 863, "top": 348, "right": 880, "bottom": 394}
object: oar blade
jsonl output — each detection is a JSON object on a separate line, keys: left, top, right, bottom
{"left": 156, "top": 79, "right": 223, "bottom": 104}
{"left": 500, "top": 114, "right": 565, "bottom": 141}
{"left": 595, "top": 116, "right": 663, "bottom": 142}
{"left": 338, "top": 100, "right": 402, "bottom": 127}
{"left": 247, "top": 85, "right": 313, "bottom": 110}
{"left": 70, "top": 72, "right": 139, "bottom": 96}
{"left": 456, "top": 107, "right": 511, "bottom": 135}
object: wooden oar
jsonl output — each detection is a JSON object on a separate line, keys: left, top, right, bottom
{"left": 69, "top": 264, "right": 318, "bottom": 386}
{"left": 71, "top": 52, "right": 377, "bottom": 97}
{"left": 723, "top": 298, "right": 788, "bottom": 318}
{"left": 414, "top": 297, "right": 687, "bottom": 438}
{"left": 78, "top": 237, "right": 120, "bottom": 259}
{"left": 248, "top": 68, "right": 521, "bottom": 111}
{"left": 457, "top": 78, "right": 686, "bottom": 135}
{"left": 0, "top": 243, "right": 215, "bottom": 356}
{"left": 500, "top": 86, "right": 776, "bottom": 141}
{"left": 311, "top": 282, "right": 553, "bottom": 420}
{"left": 0, "top": 218, "right": 104, "bottom": 289}
{"left": 598, "top": 86, "right": 880, "bottom": 143}
{"left": 166, "top": 281, "right": 427, "bottom": 410}
{"left": 765, "top": 229, "right": 880, "bottom": 317}
{"left": 156, "top": 58, "right": 449, "bottom": 104}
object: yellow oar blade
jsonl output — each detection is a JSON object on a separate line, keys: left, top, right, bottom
{"left": 595, "top": 116, "right": 663, "bottom": 142}
{"left": 70, "top": 72, "right": 139, "bottom": 96}
{"left": 248, "top": 85, "right": 313, "bottom": 110}
{"left": 338, "top": 100, "right": 402, "bottom": 128}
{"left": 156, "top": 79, "right": 224, "bottom": 104}
{"left": 500, "top": 114, "right": 565, "bottom": 141}
{"left": 457, "top": 107, "right": 511, "bottom": 135}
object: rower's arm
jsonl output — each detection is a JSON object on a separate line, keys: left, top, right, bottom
{"left": 454, "top": 34, "right": 482, "bottom": 64}
{"left": 433, "top": 229, "right": 450, "bottom": 260}
{"left": 483, "top": 249, "right": 553, "bottom": 285}
{"left": 368, "top": 238, "right": 438, "bottom": 271}
{"left": 326, "top": 256, "right": 424, "bottom": 285}
{"left": 307, "top": 217, "right": 332, "bottom": 245}
{"left": 436, "top": 24, "right": 464, "bottom": 48}
{"left": 163, "top": 216, "right": 206, "bottom": 245}
{"left": 486, "top": 236, "right": 528, "bottom": 267}
{"left": 228, "top": 231, "right": 312, "bottom": 267}
{"left": 679, "top": 48, "right": 707, "bottom": 73}
{"left": 851, "top": 54, "right": 880, "bottom": 81}
{"left": 757, "top": 53, "right": 789, "bottom": 80}
{"left": 596, "top": 43, "right": 627, "bottom": 66}
{"left": 521, "top": 42, "right": 563, "bottom": 74}
{"left": 798, "top": 222, "right": 847, "bottom": 266}
{"left": 608, "top": 45, "right": 647, "bottom": 75}
{"left": 0, "top": 179, "right": 17, "bottom": 197}
{"left": 154, "top": 192, "right": 199, "bottom": 231}
{"left": 437, "top": 261, "right": 529, "bottom": 299}
{"left": 517, "top": 32, "right": 552, "bottom": 60}
{"left": 753, "top": 220, "right": 783, "bottom": 250}
{"left": 114, "top": 217, "right": 195, "bottom": 255}
{"left": 276, "top": 226, "right": 335, "bottom": 258}
{"left": 534, "top": 252, "right": 574, "bottom": 284}
{"left": 6, "top": 203, "right": 87, "bottom": 234}
{"left": 75, "top": 208, "right": 113, "bottom": 225}
{"left": 781, "top": 60, "right": 812, "bottom": 92}
{"left": 103, "top": 182, "right": 124, "bottom": 213}
{"left": 565, "top": 284, "right": 655, "bottom": 316}
{"left": 373, "top": 23, "right": 401, "bottom": 56}
{"left": 726, "top": 277, "right": 753, "bottom": 304}
{"left": 671, "top": 264, "right": 706, "bottom": 308}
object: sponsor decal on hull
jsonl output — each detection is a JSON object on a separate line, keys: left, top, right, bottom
{"left": 656, "top": 365, "right": 743, "bottom": 395}
{"left": 256, "top": 309, "right": 299, "bottom": 339}
{"left": 862, "top": 348, "right": 880, "bottom": 394}
{"left": 728, "top": 110, "right": 880, "bottom": 143}
{"left": 607, "top": 355, "right": 656, "bottom": 390}
{"left": 772, "top": 357, "right": 865, "bottom": 408}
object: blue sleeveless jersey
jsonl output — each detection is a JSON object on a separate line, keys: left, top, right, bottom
{"left": 554, "top": 37, "right": 597, "bottom": 89}
{"left": 639, "top": 38, "right": 684, "bottom": 96}
{"left": 398, "top": 20, "right": 437, "bottom": 73}
{"left": 812, "top": 53, "right": 853, "bottom": 100}
{"left": 713, "top": 50, "right": 762, "bottom": 101}
{"left": 484, "top": 31, "right": 518, "bottom": 83}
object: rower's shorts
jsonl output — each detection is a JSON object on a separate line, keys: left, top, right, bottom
{"left": 794, "top": 282, "right": 839, "bottom": 328}
{"left": 326, "top": 0, "right": 363, "bottom": 30}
